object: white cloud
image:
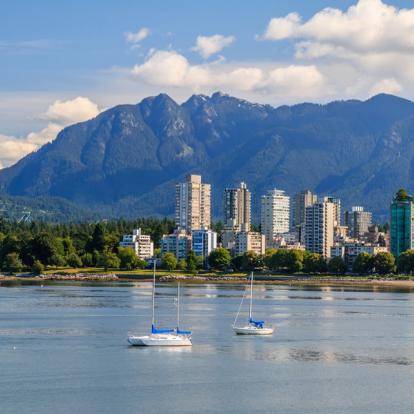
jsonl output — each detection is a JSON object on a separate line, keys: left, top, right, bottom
{"left": 262, "top": 12, "right": 301, "bottom": 41}
{"left": 263, "top": 0, "right": 414, "bottom": 58}
{"left": 125, "top": 27, "right": 150, "bottom": 48}
{"left": 0, "top": 97, "right": 100, "bottom": 169}
{"left": 370, "top": 78, "right": 402, "bottom": 96}
{"left": 45, "top": 96, "right": 99, "bottom": 124}
{"left": 0, "top": 134, "right": 38, "bottom": 168}
{"left": 192, "top": 34, "right": 235, "bottom": 59}
{"left": 131, "top": 50, "right": 325, "bottom": 98}
{"left": 259, "top": 0, "right": 414, "bottom": 100}
{"left": 26, "top": 122, "right": 63, "bottom": 146}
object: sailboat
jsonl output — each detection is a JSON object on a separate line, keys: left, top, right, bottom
{"left": 128, "top": 263, "right": 192, "bottom": 346}
{"left": 233, "top": 271, "right": 274, "bottom": 335}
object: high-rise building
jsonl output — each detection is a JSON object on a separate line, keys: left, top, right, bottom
{"left": 326, "top": 196, "right": 341, "bottom": 226}
{"left": 261, "top": 189, "right": 290, "bottom": 242}
{"left": 223, "top": 182, "right": 251, "bottom": 231}
{"left": 119, "top": 228, "right": 154, "bottom": 260}
{"left": 293, "top": 190, "right": 318, "bottom": 228}
{"left": 175, "top": 174, "right": 211, "bottom": 232}
{"left": 305, "top": 198, "right": 336, "bottom": 257}
{"left": 344, "top": 206, "right": 372, "bottom": 239}
{"left": 390, "top": 189, "right": 414, "bottom": 257}
{"left": 292, "top": 190, "right": 317, "bottom": 243}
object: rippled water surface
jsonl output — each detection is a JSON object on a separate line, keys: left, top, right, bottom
{"left": 1, "top": 283, "right": 414, "bottom": 414}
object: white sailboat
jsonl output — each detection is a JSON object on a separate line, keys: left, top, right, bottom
{"left": 233, "top": 272, "right": 274, "bottom": 335}
{"left": 128, "top": 263, "right": 192, "bottom": 347}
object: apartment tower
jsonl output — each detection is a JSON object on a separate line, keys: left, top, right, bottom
{"left": 175, "top": 174, "right": 211, "bottom": 232}
{"left": 261, "top": 189, "right": 290, "bottom": 242}
{"left": 224, "top": 182, "right": 251, "bottom": 231}
{"left": 305, "top": 197, "right": 336, "bottom": 258}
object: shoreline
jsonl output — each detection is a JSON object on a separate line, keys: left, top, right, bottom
{"left": 2, "top": 274, "right": 414, "bottom": 290}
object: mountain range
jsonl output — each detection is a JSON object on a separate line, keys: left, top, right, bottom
{"left": 1, "top": 91, "right": 414, "bottom": 222}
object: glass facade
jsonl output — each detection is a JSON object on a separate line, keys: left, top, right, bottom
{"left": 390, "top": 198, "right": 414, "bottom": 257}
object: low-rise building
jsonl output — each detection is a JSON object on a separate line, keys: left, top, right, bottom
{"left": 119, "top": 228, "right": 154, "bottom": 260}
{"left": 234, "top": 231, "right": 266, "bottom": 256}
{"left": 161, "top": 229, "right": 192, "bottom": 260}
{"left": 330, "top": 241, "right": 388, "bottom": 269}
{"left": 191, "top": 229, "right": 217, "bottom": 258}
{"left": 267, "top": 232, "right": 305, "bottom": 250}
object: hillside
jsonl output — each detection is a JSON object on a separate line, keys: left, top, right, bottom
{"left": 1, "top": 92, "right": 414, "bottom": 221}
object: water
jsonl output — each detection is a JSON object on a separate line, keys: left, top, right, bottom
{"left": 1, "top": 283, "right": 414, "bottom": 414}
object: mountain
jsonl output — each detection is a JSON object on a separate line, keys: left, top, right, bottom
{"left": 1, "top": 92, "right": 414, "bottom": 221}
{"left": 0, "top": 196, "right": 102, "bottom": 223}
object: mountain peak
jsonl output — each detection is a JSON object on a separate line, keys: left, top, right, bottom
{"left": 2, "top": 92, "right": 414, "bottom": 220}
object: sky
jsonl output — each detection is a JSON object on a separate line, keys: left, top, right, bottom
{"left": 1, "top": 0, "right": 414, "bottom": 168}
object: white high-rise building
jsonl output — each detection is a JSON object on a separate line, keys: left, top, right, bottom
{"left": 175, "top": 174, "right": 211, "bottom": 232}
{"left": 305, "top": 198, "right": 336, "bottom": 258}
{"left": 261, "top": 189, "right": 290, "bottom": 242}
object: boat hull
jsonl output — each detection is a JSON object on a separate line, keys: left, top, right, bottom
{"left": 128, "top": 334, "right": 192, "bottom": 346}
{"left": 233, "top": 326, "right": 274, "bottom": 335}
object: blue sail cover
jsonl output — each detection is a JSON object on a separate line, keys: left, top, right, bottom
{"left": 152, "top": 324, "right": 174, "bottom": 334}
{"left": 176, "top": 328, "right": 192, "bottom": 335}
{"left": 249, "top": 318, "right": 264, "bottom": 328}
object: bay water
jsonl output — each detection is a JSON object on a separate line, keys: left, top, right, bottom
{"left": 1, "top": 283, "right": 414, "bottom": 413}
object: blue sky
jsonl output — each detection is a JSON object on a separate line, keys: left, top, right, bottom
{"left": 1, "top": 0, "right": 414, "bottom": 167}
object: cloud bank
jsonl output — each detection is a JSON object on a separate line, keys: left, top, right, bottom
{"left": 0, "top": 97, "right": 99, "bottom": 169}
{"left": 132, "top": 50, "right": 324, "bottom": 98}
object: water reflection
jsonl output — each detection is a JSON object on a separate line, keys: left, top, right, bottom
{"left": 2, "top": 284, "right": 414, "bottom": 414}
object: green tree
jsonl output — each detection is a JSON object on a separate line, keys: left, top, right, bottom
{"left": 285, "top": 250, "right": 304, "bottom": 273}
{"left": 396, "top": 188, "right": 410, "bottom": 201}
{"left": 118, "top": 247, "right": 139, "bottom": 270}
{"left": 49, "top": 254, "right": 66, "bottom": 267}
{"left": 328, "top": 256, "right": 347, "bottom": 274}
{"left": 31, "top": 260, "right": 45, "bottom": 275}
{"left": 264, "top": 248, "right": 277, "bottom": 269}
{"left": 67, "top": 252, "right": 82, "bottom": 268}
{"left": 2, "top": 252, "right": 23, "bottom": 273}
{"left": 186, "top": 250, "right": 198, "bottom": 273}
{"left": 97, "top": 252, "right": 120, "bottom": 270}
{"left": 89, "top": 223, "right": 106, "bottom": 253}
{"left": 28, "top": 233, "right": 59, "bottom": 266}
{"left": 397, "top": 250, "right": 414, "bottom": 274}
{"left": 373, "top": 252, "right": 395, "bottom": 275}
{"left": 161, "top": 253, "right": 177, "bottom": 271}
{"left": 303, "top": 253, "right": 327, "bottom": 273}
{"left": 240, "top": 251, "right": 261, "bottom": 271}
{"left": 195, "top": 256, "right": 204, "bottom": 270}
{"left": 208, "top": 248, "right": 231, "bottom": 271}
{"left": 81, "top": 253, "right": 94, "bottom": 267}
{"left": 353, "top": 252, "right": 373, "bottom": 274}
{"left": 177, "top": 258, "right": 187, "bottom": 271}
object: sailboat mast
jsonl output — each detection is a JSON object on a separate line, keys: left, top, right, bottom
{"left": 177, "top": 282, "right": 180, "bottom": 328}
{"left": 152, "top": 261, "right": 156, "bottom": 327}
{"left": 249, "top": 271, "right": 253, "bottom": 320}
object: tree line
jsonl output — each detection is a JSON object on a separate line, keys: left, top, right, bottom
{"left": 206, "top": 248, "right": 398, "bottom": 275}
{"left": 0, "top": 218, "right": 175, "bottom": 273}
